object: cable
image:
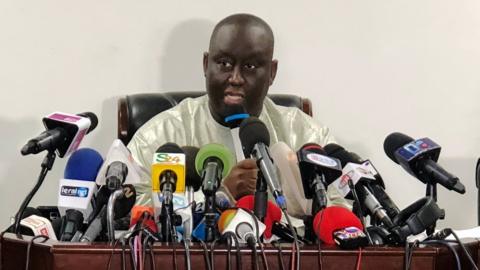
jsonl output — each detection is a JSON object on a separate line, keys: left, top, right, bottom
{"left": 199, "top": 240, "right": 212, "bottom": 270}
{"left": 25, "top": 235, "right": 49, "bottom": 270}
{"left": 449, "top": 231, "right": 479, "bottom": 270}
{"left": 317, "top": 241, "right": 323, "bottom": 270}
{"left": 422, "top": 240, "right": 461, "bottom": 270}
{"left": 210, "top": 239, "right": 219, "bottom": 270}
{"left": 355, "top": 248, "right": 363, "bottom": 270}
{"left": 252, "top": 243, "right": 259, "bottom": 270}
{"left": 282, "top": 208, "right": 300, "bottom": 270}
{"left": 259, "top": 241, "right": 269, "bottom": 270}
{"left": 183, "top": 240, "right": 192, "bottom": 270}
{"left": 172, "top": 241, "right": 178, "bottom": 270}
{"left": 272, "top": 241, "right": 286, "bottom": 270}
{"left": 148, "top": 240, "right": 156, "bottom": 270}
{"left": 224, "top": 234, "right": 232, "bottom": 270}
{"left": 348, "top": 180, "right": 373, "bottom": 245}
{"left": 405, "top": 240, "right": 419, "bottom": 270}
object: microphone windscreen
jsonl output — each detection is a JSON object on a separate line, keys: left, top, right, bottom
{"left": 182, "top": 146, "right": 202, "bottom": 191}
{"left": 77, "top": 112, "right": 98, "bottom": 133}
{"left": 383, "top": 132, "right": 414, "bottom": 164}
{"left": 115, "top": 184, "right": 136, "bottom": 218}
{"left": 313, "top": 206, "right": 363, "bottom": 244}
{"left": 324, "top": 143, "right": 362, "bottom": 167}
{"left": 155, "top": 142, "right": 183, "bottom": 153}
{"left": 217, "top": 208, "right": 237, "bottom": 233}
{"left": 239, "top": 117, "right": 270, "bottom": 156}
{"left": 195, "top": 143, "right": 234, "bottom": 178}
{"left": 64, "top": 148, "right": 103, "bottom": 181}
{"left": 236, "top": 195, "right": 282, "bottom": 238}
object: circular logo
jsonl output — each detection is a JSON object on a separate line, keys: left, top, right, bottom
{"left": 306, "top": 153, "right": 338, "bottom": 167}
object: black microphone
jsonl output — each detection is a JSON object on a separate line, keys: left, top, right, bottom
{"left": 239, "top": 117, "right": 286, "bottom": 210}
{"left": 324, "top": 143, "right": 400, "bottom": 219}
{"left": 326, "top": 145, "right": 395, "bottom": 229}
{"left": 59, "top": 209, "right": 84, "bottom": 241}
{"left": 297, "top": 143, "right": 342, "bottom": 214}
{"left": 383, "top": 132, "right": 465, "bottom": 194}
{"left": 105, "top": 161, "right": 128, "bottom": 190}
{"left": 21, "top": 112, "right": 98, "bottom": 158}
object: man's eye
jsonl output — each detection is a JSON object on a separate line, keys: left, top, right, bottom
{"left": 218, "top": 60, "right": 232, "bottom": 68}
{"left": 244, "top": 63, "right": 257, "bottom": 70}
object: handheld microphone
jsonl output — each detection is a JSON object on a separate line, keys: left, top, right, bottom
{"left": 224, "top": 104, "right": 249, "bottom": 162}
{"left": 59, "top": 209, "right": 84, "bottom": 241}
{"left": 19, "top": 214, "right": 58, "bottom": 241}
{"left": 239, "top": 117, "right": 286, "bottom": 210}
{"left": 21, "top": 112, "right": 98, "bottom": 157}
{"left": 236, "top": 195, "right": 282, "bottom": 239}
{"left": 297, "top": 143, "right": 342, "bottom": 214}
{"left": 383, "top": 132, "right": 465, "bottom": 194}
{"left": 313, "top": 206, "right": 366, "bottom": 248}
{"left": 58, "top": 148, "right": 103, "bottom": 218}
{"left": 324, "top": 143, "right": 400, "bottom": 219}
{"left": 96, "top": 139, "right": 142, "bottom": 186}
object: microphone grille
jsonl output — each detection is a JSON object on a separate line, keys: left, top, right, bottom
{"left": 383, "top": 132, "right": 414, "bottom": 164}
{"left": 239, "top": 117, "right": 270, "bottom": 156}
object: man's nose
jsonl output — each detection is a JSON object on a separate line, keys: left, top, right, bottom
{"left": 228, "top": 65, "right": 245, "bottom": 85}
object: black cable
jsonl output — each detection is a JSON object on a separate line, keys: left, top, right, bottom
{"left": 404, "top": 240, "right": 419, "bottom": 270}
{"left": 422, "top": 240, "right": 461, "bottom": 270}
{"left": 450, "top": 231, "right": 479, "bottom": 270}
{"left": 230, "top": 232, "right": 242, "bottom": 270}
{"left": 252, "top": 243, "right": 259, "bottom": 270}
{"left": 403, "top": 241, "right": 410, "bottom": 270}
{"left": 199, "top": 240, "right": 212, "bottom": 270}
{"left": 148, "top": 240, "right": 156, "bottom": 270}
{"left": 259, "top": 241, "right": 269, "bottom": 270}
{"left": 281, "top": 208, "right": 300, "bottom": 270}
{"left": 172, "top": 241, "right": 178, "bottom": 270}
{"left": 272, "top": 241, "right": 286, "bottom": 270}
{"left": 317, "top": 241, "right": 323, "bottom": 270}
{"left": 348, "top": 180, "right": 373, "bottom": 245}
{"left": 25, "top": 235, "right": 49, "bottom": 270}
{"left": 210, "top": 239, "right": 219, "bottom": 270}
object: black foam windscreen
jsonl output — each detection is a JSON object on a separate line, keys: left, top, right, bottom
{"left": 383, "top": 132, "right": 414, "bottom": 164}
{"left": 77, "top": 112, "right": 98, "bottom": 133}
{"left": 324, "top": 143, "right": 363, "bottom": 167}
{"left": 155, "top": 142, "right": 183, "bottom": 153}
{"left": 182, "top": 146, "right": 202, "bottom": 191}
{"left": 239, "top": 117, "right": 270, "bottom": 156}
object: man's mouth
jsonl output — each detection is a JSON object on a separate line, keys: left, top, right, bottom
{"left": 224, "top": 91, "right": 245, "bottom": 105}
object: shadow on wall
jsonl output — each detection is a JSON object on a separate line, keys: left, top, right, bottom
{"left": 159, "top": 18, "right": 215, "bottom": 92}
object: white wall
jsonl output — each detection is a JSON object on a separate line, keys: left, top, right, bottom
{"left": 1, "top": 0, "right": 479, "bottom": 230}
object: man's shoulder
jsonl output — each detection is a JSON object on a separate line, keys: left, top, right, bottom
{"left": 132, "top": 94, "right": 208, "bottom": 140}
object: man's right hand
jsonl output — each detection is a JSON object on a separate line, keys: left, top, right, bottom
{"left": 222, "top": 159, "right": 258, "bottom": 200}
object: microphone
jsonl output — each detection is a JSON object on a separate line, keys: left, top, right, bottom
{"left": 152, "top": 143, "right": 185, "bottom": 242}
{"left": 21, "top": 112, "right": 98, "bottom": 157}
{"left": 297, "top": 143, "right": 342, "bottom": 214}
{"left": 59, "top": 209, "right": 84, "bottom": 241}
{"left": 239, "top": 117, "right": 286, "bottom": 210}
{"left": 313, "top": 206, "right": 367, "bottom": 248}
{"left": 217, "top": 208, "right": 266, "bottom": 246}
{"left": 80, "top": 184, "right": 136, "bottom": 242}
{"left": 324, "top": 143, "right": 400, "bottom": 219}
{"left": 224, "top": 104, "right": 250, "bottom": 162}
{"left": 57, "top": 148, "right": 103, "bottom": 219}
{"left": 236, "top": 195, "right": 282, "bottom": 239}
{"left": 383, "top": 132, "right": 465, "bottom": 194}
{"left": 195, "top": 143, "right": 235, "bottom": 241}
{"left": 95, "top": 139, "right": 142, "bottom": 186}
{"left": 180, "top": 146, "right": 202, "bottom": 241}
{"left": 19, "top": 214, "right": 59, "bottom": 241}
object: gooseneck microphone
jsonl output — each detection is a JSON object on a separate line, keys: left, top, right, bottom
{"left": 383, "top": 132, "right": 465, "bottom": 194}
{"left": 239, "top": 117, "right": 286, "bottom": 214}
{"left": 195, "top": 143, "right": 234, "bottom": 241}
{"left": 21, "top": 112, "right": 98, "bottom": 157}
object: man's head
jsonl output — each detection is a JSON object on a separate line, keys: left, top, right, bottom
{"left": 203, "top": 14, "right": 278, "bottom": 126}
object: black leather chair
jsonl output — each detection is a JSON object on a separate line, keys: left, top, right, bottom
{"left": 117, "top": 91, "right": 312, "bottom": 145}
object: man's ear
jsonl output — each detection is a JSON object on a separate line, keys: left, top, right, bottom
{"left": 203, "top": 52, "right": 209, "bottom": 77}
{"left": 269, "top": 59, "right": 278, "bottom": 85}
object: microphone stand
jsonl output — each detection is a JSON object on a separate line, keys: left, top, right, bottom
{"left": 14, "top": 150, "right": 56, "bottom": 234}
{"left": 204, "top": 193, "right": 216, "bottom": 242}
{"left": 253, "top": 171, "right": 268, "bottom": 223}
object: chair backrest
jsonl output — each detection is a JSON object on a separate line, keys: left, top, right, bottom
{"left": 117, "top": 91, "right": 312, "bottom": 145}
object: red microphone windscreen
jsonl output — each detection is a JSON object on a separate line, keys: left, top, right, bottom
{"left": 313, "top": 206, "right": 363, "bottom": 244}
{"left": 236, "top": 195, "right": 282, "bottom": 238}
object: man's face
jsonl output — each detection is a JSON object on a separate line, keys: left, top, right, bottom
{"left": 203, "top": 23, "right": 277, "bottom": 125}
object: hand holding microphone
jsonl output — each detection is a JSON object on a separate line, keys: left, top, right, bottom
{"left": 222, "top": 159, "right": 258, "bottom": 199}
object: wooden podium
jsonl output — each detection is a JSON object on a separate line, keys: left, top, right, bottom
{"left": 1, "top": 233, "right": 479, "bottom": 270}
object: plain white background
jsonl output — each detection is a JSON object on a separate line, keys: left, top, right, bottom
{"left": 0, "top": 0, "right": 479, "bottom": 231}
